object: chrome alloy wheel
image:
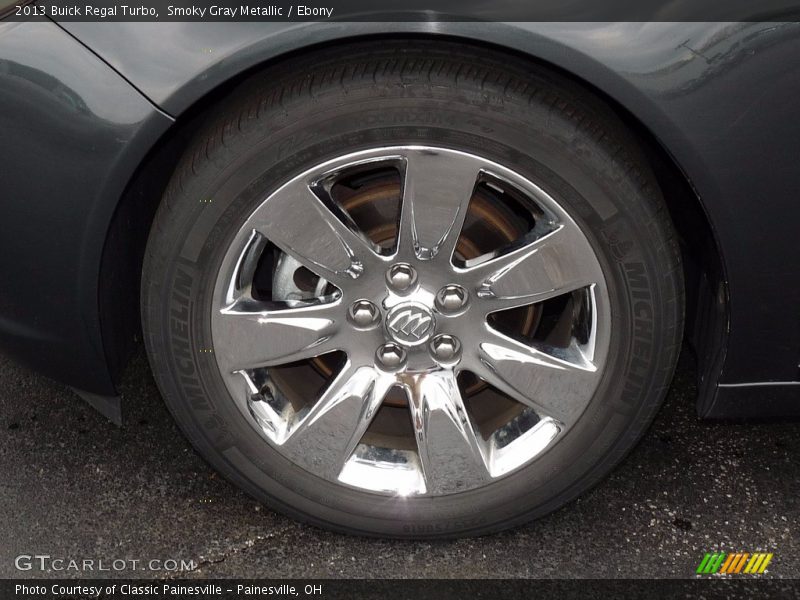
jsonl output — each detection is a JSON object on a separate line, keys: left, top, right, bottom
{"left": 211, "top": 146, "right": 610, "bottom": 497}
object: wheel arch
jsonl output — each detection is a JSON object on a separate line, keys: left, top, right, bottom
{"left": 99, "top": 32, "right": 727, "bottom": 415}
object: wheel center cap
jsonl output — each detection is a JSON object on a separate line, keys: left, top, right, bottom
{"left": 385, "top": 302, "right": 435, "bottom": 346}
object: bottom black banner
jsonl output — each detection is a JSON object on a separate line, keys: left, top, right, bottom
{"left": 3, "top": 579, "right": 800, "bottom": 600}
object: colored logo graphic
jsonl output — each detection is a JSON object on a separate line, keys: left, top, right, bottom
{"left": 696, "top": 552, "right": 774, "bottom": 575}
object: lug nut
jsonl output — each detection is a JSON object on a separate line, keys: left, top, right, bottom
{"left": 435, "top": 284, "right": 469, "bottom": 313}
{"left": 376, "top": 343, "right": 407, "bottom": 370}
{"left": 430, "top": 334, "right": 462, "bottom": 364}
{"left": 348, "top": 299, "right": 380, "bottom": 328}
{"left": 386, "top": 263, "right": 417, "bottom": 293}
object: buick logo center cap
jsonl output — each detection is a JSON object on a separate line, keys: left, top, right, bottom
{"left": 386, "top": 302, "right": 435, "bottom": 346}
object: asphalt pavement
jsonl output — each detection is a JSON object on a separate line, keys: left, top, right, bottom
{"left": 0, "top": 346, "right": 797, "bottom": 579}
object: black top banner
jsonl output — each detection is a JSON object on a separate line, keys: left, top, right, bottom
{"left": 7, "top": 0, "right": 800, "bottom": 22}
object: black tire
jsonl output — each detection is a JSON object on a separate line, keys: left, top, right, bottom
{"left": 141, "top": 41, "right": 683, "bottom": 538}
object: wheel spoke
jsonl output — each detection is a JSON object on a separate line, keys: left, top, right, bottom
{"left": 474, "top": 330, "right": 598, "bottom": 426}
{"left": 405, "top": 371, "right": 490, "bottom": 494}
{"left": 397, "top": 148, "right": 480, "bottom": 261}
{"left": 250, "top": 180, "right": 381, "bottom": 287}
{"left": 214, "top": 302, "right": 342, "bottom": 372}
{"left": 464, "top": 224, "right": 603, "bottom": 312}
{"left": 280, "top": 364, "right": 394, "bottom": 480}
